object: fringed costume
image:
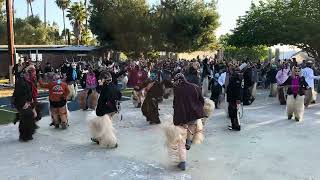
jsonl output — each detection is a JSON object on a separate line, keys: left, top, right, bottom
{"left": 141, "top": 79, "right": 164, "bottom": 125}
{"left": 163, "top": 73, "right": 205, "bottom": 171}
{"left": 132, "top": 85, "right": 146, "bottom": 108}
{"left": 12, "top": 65, "right": 40, "bottom": 141}
{"left": 281, "top": 67, "right": 309, "bottom": 122}
{"left": 89, "top": 114, "right": 117, "bottom": 148}
{"left": 202, "top": 98, "right": 215, "bottom": 125}
{"left": 89, "top": 71, "right": 121, "bottom": 148}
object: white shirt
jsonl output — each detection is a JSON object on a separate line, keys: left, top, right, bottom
{"left": 218, "top": 72, "right": 226, "bottom": 86}
{"left": 301, "top": 67, "right": 320, "bottom": 88}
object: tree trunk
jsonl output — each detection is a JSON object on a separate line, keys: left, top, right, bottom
{"left": 84, "top": 0, "right": 88, "bottom": 29}
{"left": 27, "top": 2, "right": 29, "bottom": 17}
{"left": 63, "top": 10, "right": 66, "bottom": 44}
{"left": 44, "top": 0, "right": 46, "bottom": 27}
{"left": 29, "top": 2, "right": 33, "bottom": 16}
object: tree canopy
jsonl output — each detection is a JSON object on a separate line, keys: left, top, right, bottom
{"left": 89, "top": 0, "right": 220, "bottom": 54}
{"left": 0, "top": 16, "right": 64, "bottom": 45}
{"left": 152, "top": 0, "right": 219, "bottom": 52}
{"left": 228, "top": 0, "right": 320, "bottom": 60}
{"left": 90, "top": 0, "right": 151, "bottom": 54}
{"left": 219, "top": 34, "right": 268, "bottom": 61}
{"left": 67, "top": 1, "right": 88, "bottom": 45}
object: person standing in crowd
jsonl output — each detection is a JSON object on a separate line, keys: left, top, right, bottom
{"left": 185, "top": 62, "right": 201, "bottom": 86}
{"left": 301, "top": 61, "right": 320, "bottom": 107}
{"left": 80, "top": 66, "right": 98, "bottom": 110}
{"left": 240, "top": 62, "right": 254, "bottom": 105}
{"left": 44, "top": 62, "right": 54, "bottom": 74}
{"left": 250, "top": 63, "right": 259, "bottom": 98}
{"left": 104, "top": 61, "right": 127, "bottom": 87}
{"left": 226, "top": 64, "right": 243, "bottom": 131}
{"left": 267, "top": 64, "right": 278, "bottom": 97}
{"left": 201, "top": 58, "right": 211, "bottom": 97}
{"left": 171, "top": 73, "right": 205, "bottom": 171}
{"left": 276, "top": 63, "right": 290, "bottom": 105}
{"left": 65, "top": 62, "right": 79, "bottom": 101}
{"left": 12, "top": 59, "right": 24, "bottom": 81}
{"left": 209, "top": 73, "right": 222, "bottom": 108}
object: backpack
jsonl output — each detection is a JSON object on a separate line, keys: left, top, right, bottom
{"left": 86, "top": 73, "right": 97, "bottom": 88}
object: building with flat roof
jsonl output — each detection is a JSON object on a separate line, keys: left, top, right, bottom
{"left": 0, "top": 45, "right": 98, "bottom": 77}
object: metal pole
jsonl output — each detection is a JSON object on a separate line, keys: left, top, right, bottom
{"left": 6, "top": 0, "right": 15, "bottom": 85}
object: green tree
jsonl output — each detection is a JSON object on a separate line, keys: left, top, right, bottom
{"left": 0, "top": 16, "right": 64, "bottom": 45}
{"left": 90, "top": 0, "right": 151, "bottom": 54}
{"left": 55, "top": 0, "right": 71, "bottom": 43}
{"left": 220, "top": 35, "right": 268, "bottom": 61}
{"left": 228, "top": 0, "right": 320, "bottom": 60}
{"left": 90, "top": 0, "right": 219, "bottom": 54}
{"left": 67, "top": 1, "right": 87, "bottom": 45}
{"left": 153, "top": 0, "right": 219, "bottom": 52}
{"left": 0, "top": 0, "right": 4, "bottom": 11}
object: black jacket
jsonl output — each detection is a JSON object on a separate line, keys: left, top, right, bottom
{"left": 243, "top": 67, "right": 253, "bottom": 89}
{"left": 66, "top": 67, "right": 80, "bottom": 83}
{"left": 226, "top": 73, "right": 243, "bottom": 102}
{"left": 267, "top": 68, "right": 278, "bottom": 84}
{"left": 173, "top": 81, "right": 205, "bottom": 126}
{"left": 96, "top": 83, "right": 122, "bottom": 117}
{"left": 282, "top": 76, "right": 309, "bottom": 96}
{"left": 12, "top": 78, "right": 33, "bottom": 110}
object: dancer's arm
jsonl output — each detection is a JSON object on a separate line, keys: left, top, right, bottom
{"left": 38, "top": 79, "right": 50, "bottom": 89}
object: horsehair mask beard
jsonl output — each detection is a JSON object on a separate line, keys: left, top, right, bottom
{"left": 173, "top": 73, "right": 186, "bottom": 87}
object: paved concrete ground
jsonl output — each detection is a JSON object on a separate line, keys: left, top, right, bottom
{"left": 1, "top": 90, "right": 320, "bottom": 180}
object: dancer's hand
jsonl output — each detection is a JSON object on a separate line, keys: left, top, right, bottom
{"left": 236, "top": 100, "right": 241, "bottom": 105}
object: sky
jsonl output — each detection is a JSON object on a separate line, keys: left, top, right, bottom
{"left": 14, "top": 0, "right": 253, "bottom": 37}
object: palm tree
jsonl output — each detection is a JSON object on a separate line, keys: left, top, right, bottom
{"left": 0, "top": 0, "right": 4, "bottom": 10}
{"left": 56, "top": 0, "right": 71, "bottom": 44}
{"left": 67, "top": 2, "right": 87, "bottom": 45}
{"left": 26, "top": 0, "right": 35, "bottom": 17}
{"left": 44, "top": 0, "right": 46, "bottom": 27}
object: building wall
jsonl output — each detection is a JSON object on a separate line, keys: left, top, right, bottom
{"left": 177, "top": 51, "right": 217, "bottom": 60}
{"left": 0, "top": 53, "right": 10, "bottom": 78}
{"left": 0, "top": 52, "right": 96, "bottom": 78}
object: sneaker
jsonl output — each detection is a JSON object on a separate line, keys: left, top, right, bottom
{"left": 288, "top": 115, "right": 293, "bottom": 120}
{"left": 185, "top": 139, "right": 192, "bottom": 150}
{"left": 295, "top": 118, "right": 300, "bottom": 122}
{"left": 177, "top": 162, "right": 186, "bottom": 171}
